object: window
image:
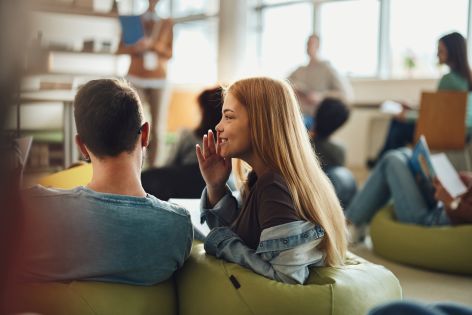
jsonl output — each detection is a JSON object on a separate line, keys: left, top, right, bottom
{"left": 258, "top": 2, "right": 313, "bottom": 78}
{"left": 169, "top": 19, "right": 218, "bottom": 84}
{"left": 172, "top": 0, "right": 218, "bottom": 18}
{"left": 390, "top": 0, "right": 468, "bottom": 78}
{"left": 318, "top": 0, "right": 379, "bottom": 77}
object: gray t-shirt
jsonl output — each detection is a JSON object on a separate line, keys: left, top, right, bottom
{"left": 20, "top": 185, "right": 193, "bottom": 285}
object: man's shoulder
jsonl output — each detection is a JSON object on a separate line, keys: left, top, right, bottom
{"left": 24, "top": 184, "right": 78, "bottom": 199}
{"left": 145, "top": 195, "right": 191, "bottom": 219}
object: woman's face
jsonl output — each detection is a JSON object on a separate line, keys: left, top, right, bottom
{"left": 437, "top": 40, "right": 448, "bottom": 65}
{"left": 216, "top": 93, "right": 252, "bottom": 160}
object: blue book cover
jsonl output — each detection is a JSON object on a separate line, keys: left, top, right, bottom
{"left": 409, "top": 135, "right": 437, "bottom": 208}
{"left": 119, "top": 15, "right": 144, "bottom": 45}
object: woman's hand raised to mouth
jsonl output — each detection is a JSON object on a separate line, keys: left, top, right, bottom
{"left": 196, "top": 130, "right": 232, "bottom": 207}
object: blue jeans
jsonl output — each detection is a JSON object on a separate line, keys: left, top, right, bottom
{"left": 369, "top": 301, "right": 472, "bottom": 315}
{"left": 325, "top": 166, "right": 357, "bottom": 208}
{"left": 345, "top": 148, "right": 450, "bottom": 226}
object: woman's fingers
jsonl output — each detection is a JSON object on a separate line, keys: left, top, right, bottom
{"left": 196, "top": 144, "right": 205, "bottom": 164}
{"left": 208, "top": 129, "right": 216, "bottom": 155}
{"left": 202, "top": 134, "right": 209, "bottom": 158}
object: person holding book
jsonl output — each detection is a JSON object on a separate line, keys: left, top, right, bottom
{"left": 196, "top": 77, "right": 347, "bottom": 284}
{"left": 368, "top": 32, "right": 472, "bottom": 168}
{"left": 346, "top": 147, "right": 472, "bottom": 243}
{"left": 117, "top": 0, "right": 173, "bottom": 167}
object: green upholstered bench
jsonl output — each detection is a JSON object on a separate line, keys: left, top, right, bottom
{"left": 370, "top": 207, "right": 472, "bottom": 275}
{"left": 176, "top": 243, "right": 402, "bottom": 315}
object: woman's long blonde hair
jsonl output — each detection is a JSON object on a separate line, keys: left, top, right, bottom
{"left": 226, "top": 77, "right": 347, "bottom": 267}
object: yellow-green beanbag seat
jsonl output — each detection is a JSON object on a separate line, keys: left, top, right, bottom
{"left": 370, "top": 207, "right": 472, "bottom": 275}
{"left": 7, "top": 279, "right": 177, "bottom": 315}
{"left": 176, "top": 243, "right": 402, "bottom": 315}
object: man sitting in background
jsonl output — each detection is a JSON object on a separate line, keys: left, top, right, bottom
{"left": 19, "top": 79, "right": 192, "bottom": 285}
{"left": 289, "top": 34, "right": 353, "bottom": 130}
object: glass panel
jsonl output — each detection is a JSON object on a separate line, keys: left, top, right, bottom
{"left": 319, "top": 0, "right": 379, "bottom": 77}
{"left": 259, "top": 2, "right": 313, "bottom": 78}
{"left": 126, "top": 0, "right": 171, "bottom": 17}
{"left": 169, "top": 18, "right": 218, "bottom": 84}
{"left": 172, "top": 0, "right": 219, "bottom": 17}
{"left": 390, "top": 0, "right": 468, "bottom": 78}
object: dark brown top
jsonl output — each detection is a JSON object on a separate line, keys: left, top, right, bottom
{"left": 231, "top": 171, "right": 300, "bottom": 249}
{"left": 445, "top": 187, "right": 472, "bottom": 225}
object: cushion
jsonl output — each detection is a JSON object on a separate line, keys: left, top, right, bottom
{"left": 37, "top": 163, "right": 92, "bottom": 189}
{"left": 176, "top": 243, "right": 402, "bottom": 315}
{"left": 370, "top": 207, "right": 472, "bottom": 275}
{"left": 6, "top": 279, "right": 177, "bottom": 315}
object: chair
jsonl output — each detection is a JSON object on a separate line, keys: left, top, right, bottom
{"left": 414, "top": 91, "right": 470, "bottom": 170}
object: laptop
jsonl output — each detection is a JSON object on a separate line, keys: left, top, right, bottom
{"left": 168, "top": 198, "right": 210, "bottom": 238}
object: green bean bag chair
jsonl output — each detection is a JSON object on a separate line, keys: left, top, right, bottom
{"left": 370, "top": 207, "right": 472, "bottom": 275}
{"left": 176, "top": 243, "right": 402, "bottom": 315}
{"left": 6, "top": 279, "right": 177, "bottom": 315}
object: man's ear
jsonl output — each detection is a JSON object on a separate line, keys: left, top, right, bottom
{"left": 75, "top": 135, "right": 90, "bottom": 160}
{"left": 140, "top": 122, "right": 150, "bottom": 148}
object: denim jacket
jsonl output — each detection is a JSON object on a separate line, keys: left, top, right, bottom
{"left": 201, "top": 187, "right": 325, "bottom": 284}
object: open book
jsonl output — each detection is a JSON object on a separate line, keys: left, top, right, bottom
{"left": 409, "top": 135, "right": 467, "bottom": 207}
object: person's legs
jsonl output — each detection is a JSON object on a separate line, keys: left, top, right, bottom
{"left": 346, "top": 148, "right": 429, "bottom": 225}
{"left": 146, "top": 88, "right": 163, "bottom": 168}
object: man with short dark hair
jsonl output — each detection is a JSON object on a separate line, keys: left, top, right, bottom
{"left": 20, "top": 79, "right": 192, "bottom": 285}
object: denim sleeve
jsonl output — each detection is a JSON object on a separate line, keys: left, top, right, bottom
{"left": 200, "top": 187, "right": 240, "bottom": 229}
{"left": 204, "top": 222, "right": 325, "bottom": 284}
{"left": 204, "top": 227, "right": 290, "bottom": 282}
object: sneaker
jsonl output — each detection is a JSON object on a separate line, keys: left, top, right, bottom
{"left": 347, "top": 223, "right": 367, "bottom": 244}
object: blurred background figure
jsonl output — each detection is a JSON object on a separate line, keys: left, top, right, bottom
{"left": 117, "top": 0, "right": 173, "bottom": 167}
{"left": 289, "top": 34, "right": 353, "bottom": 130}
{"left": 0, "top": 0, "right": 29, "bottom": 312}
{"left": 369, "top": 32, "right": 472, "bottom": 168}
{"left": 310, "top": 97, "right": 357, "bottom": 207}
{"left": 142, "top": 86, "right": 223, "bottom": 201}
{"left": 165, "top": 86, "right": 223, "bottom": 166}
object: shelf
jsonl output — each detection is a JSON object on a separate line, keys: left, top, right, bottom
{"left": 31, "top": 3, "right": 118, "bottom": 18}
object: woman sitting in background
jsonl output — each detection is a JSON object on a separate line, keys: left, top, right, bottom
{"left": 141, "top": 87, "right": 223, "bottom": 201}
{"left": 165, "top": 86, "right": 223, "bottom": 166}
{"left": 196, "top": 77, "right": 347, "bottom": 284}
{"left": 347, "top": 148, "right": 472, "bottom": 243}
{"left": 369, "top": 32, "right": 472, "bottom": 167}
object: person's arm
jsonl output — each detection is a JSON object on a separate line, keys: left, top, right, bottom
{"left": 204, "top": 222, "right": 325, "bottom": 284}
{"left": 152, "top": 19, "right": 173, "bottom": 59}
{"left": 200, "top": 186, "right": 240, "bottom": 228}
{"left": 434, "top": 174, "right": 472, "bottom": 224}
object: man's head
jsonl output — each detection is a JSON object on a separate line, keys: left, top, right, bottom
{"left": 74, "top": 79, "right": 148, "bottom": 159}
{"left": 314, "top": 98, "right": 349, "bottom": 140}
{"left": 306, "top": 34, "right": 320, "bottom": 59}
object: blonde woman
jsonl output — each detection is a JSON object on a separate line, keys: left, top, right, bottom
{"left": 196, "top": 77, "right": 347, "bottom": 284}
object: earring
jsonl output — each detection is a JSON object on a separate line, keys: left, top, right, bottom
{"left": 83, "top": 155, "right": 90, "bottom": 162}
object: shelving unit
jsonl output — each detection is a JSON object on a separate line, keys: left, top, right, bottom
{"left": 31, "top": 2, "right": 118, "bottom": 18}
